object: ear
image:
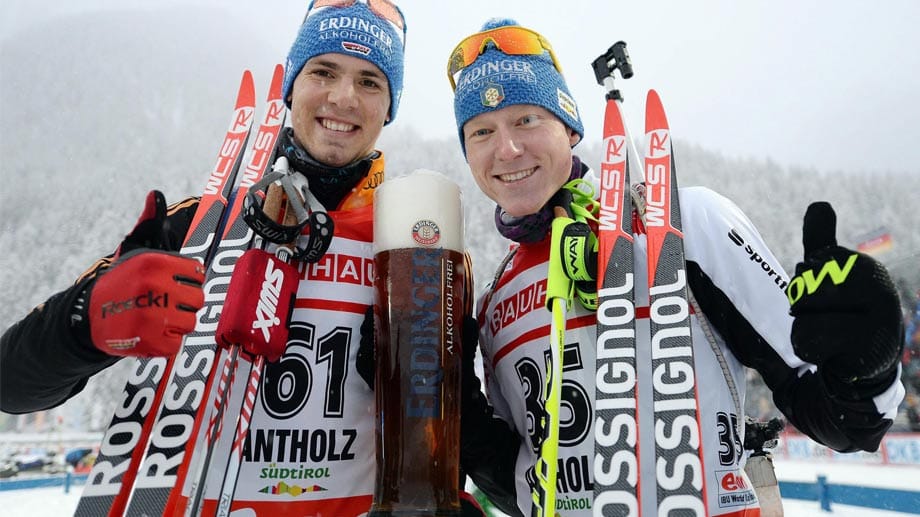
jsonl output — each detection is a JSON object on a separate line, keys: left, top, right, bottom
{"left": 568, "top": 128, "right": 580, "bottom": 147}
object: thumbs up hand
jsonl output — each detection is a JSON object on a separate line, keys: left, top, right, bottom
{"left": 787, "top": 202, "right": 903, "bottom": 387}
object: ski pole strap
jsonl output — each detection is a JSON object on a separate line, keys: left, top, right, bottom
{"left": 562, "top": 177, "right": 599, "bottom": 222}
{"left": 243, "top": 156, "right": 335, "bottom": 262}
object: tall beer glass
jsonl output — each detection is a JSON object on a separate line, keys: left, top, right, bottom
{"left": 370, "top": 170, "right": 465, "bottom": 516}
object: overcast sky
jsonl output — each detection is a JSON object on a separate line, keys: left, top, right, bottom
{"left": 4, "top": 0, "right": 919, "bottom": 175}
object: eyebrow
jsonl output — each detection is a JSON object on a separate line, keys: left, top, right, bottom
{"left": 311, "top": 59, "right": 385, "bottom": 79}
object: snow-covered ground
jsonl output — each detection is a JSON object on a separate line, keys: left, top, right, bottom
{"left": 1, "top": 460, "right": 917, "bottom": 516}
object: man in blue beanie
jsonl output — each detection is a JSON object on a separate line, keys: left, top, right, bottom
{"left": 3, "top": 2, "right": 480, "bottom": 516}
{"left": 450, "top": 17, "right": 904, "bottom": 517}
{"left": 282, "top": 0, "right": 404, "bottom": 168}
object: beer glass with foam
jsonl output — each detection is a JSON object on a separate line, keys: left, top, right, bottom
{"left": 369, "top": 170, "right": 465, "bottom": 516}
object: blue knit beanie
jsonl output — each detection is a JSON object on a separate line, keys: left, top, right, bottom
{"left": 452, "top": 18, "right": 583, "bottom": 153}
{"left": 283, "top": 1, "right": 406, "bottom": 124}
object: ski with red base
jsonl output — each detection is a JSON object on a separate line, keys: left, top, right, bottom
{"left": 593, "top": 93, "right": 641, "bottom": 516}
{"left": 73, "top": 70, "right": 256, "bottom": 517}
{"left": 123, "top": 63, "right": 286, "bottom": 517}
{"left": 170, "top": 64, "right": 287, "bottom": 517}
{"left": 643, "top": 88, "right": 708, "bottom": 515}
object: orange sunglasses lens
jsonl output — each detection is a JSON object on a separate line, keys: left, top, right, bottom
{"left": 447, "top": 27, "right": 560, "bottom": 90}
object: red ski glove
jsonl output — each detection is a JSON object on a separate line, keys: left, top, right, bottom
{"left": 87, "top": 191, "right": 205, "bottom": 358}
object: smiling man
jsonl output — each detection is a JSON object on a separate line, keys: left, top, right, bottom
{"left": 1, "top": 1, "right": 487, "bottom": 516}
{"left": 449, "top": 17, "right": 905, "bottom": 517}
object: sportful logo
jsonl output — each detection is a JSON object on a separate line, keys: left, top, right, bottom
{"left": 253, "top": 258, "right": 286, "bottom": 342}
{"left": 727, "top": 228, "right": 788, "bottom": 291}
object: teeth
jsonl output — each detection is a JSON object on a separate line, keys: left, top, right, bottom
{"left": 498, "top": 167, "right": 535, "bottom": 182}
{"left": 321, "top": 119, "right": 355, "bottom": 132}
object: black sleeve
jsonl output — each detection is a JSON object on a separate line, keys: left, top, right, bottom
{"left": 460, "top": 369, "right": 524, "bottom": 517}
{"left": 0, "top": 196, "right": 200, "bottom": 414}
{"left": 458, "top": 317, "right": 523, "bottom": 517}
{"left": 1, "top": 277, "right": 119, "bottom": 414}
{"left": 687, "top": 261, "right": 893, "bottom": 452}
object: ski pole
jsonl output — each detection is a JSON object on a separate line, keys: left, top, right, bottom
{"left": 533, "top": 190, "right": 580, "bottom": 517}
{"left": 212, "top": 178, "right": 300, "bottom": 517}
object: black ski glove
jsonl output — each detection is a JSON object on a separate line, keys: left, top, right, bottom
{"left": 788, "top": 202, "right": 904, "bottom": 393}
{"left": 356, "top": 305, "right": 375, "bottom": 390}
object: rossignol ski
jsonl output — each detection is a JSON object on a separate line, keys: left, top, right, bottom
{"left": 643, "top": 88, "right": 708, "bottom": 515}
{"left": 73, "top": 70, "right": 256, "bottom": 517}
{"left": 592, "top": 42, "right": 640, "bottom": 516}
{"left": 123, "top": 63, "right": 286, "bottom": 517}
{"left": 167, "top": 65, "right": 287, "bottom": 515}
{"left": 590, "top": 43, "right": 707, "bottom": 515}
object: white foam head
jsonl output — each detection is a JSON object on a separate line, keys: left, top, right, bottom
{"left": 373, "top": 169, "right": 464, "bottom": 253}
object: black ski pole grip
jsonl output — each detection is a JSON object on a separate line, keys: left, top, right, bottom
{"left": 592, "top": 41, "right": 633, "bottom": 84}
{"left": 611, "top": 41, "right": 633, "bottom": 79}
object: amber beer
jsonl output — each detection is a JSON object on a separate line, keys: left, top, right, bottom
{"left": 370, "top": 170, "right": 465, "bottom": 516}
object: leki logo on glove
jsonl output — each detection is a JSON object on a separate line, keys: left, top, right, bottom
{"left": 786, "top": 254, "right": 858, "bottom": 305}
{"left": 252, "top": 258, "right": 286, "bottom": 341}
{"left": 100, "top": 291, "right": 169, "bottom": 318}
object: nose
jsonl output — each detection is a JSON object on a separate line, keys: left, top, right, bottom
{"left": 495, "top": 128, "right": 523, "bottom": 161}
{"left": 328, "top": 79, "right": 358, "bottom": 109}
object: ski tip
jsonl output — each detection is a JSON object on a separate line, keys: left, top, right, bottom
{"left": 645, "top": 88, "right": 668, "bottom": 130}
{"left": 268, "top": 63, "right": 285, "bottom": 94}
{"left": 238, "top": 70, "right": 256, "bottom": 106}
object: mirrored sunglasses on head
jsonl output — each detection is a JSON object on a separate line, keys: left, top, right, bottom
{"left": 446, "top": 25, "right": 562, "bottom": 90}
{"left": 307, "top": 0, "right": 405, "bottom": 32}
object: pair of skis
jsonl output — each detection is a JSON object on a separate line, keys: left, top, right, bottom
{"left": 592, "top": 44, "right": 708, "bottom": 516}
{"left": 533, "top": 43, "right": 708, "bottom": 516}
{"left": 75, "top": 64, "right": 287, "bottom": 517}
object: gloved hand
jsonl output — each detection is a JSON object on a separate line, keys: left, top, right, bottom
{"left": 788, "top": 202, "right": 903, "bottom": 387}
{"left": 356, "top": 305, "right": 375, "bottom": 389}
{"left": 87, "top": 190, "right": 205, "bottom": 357}
{"left": 556, "top": 217, "right": 598, "bottom": 311}
{"left": 549, "top": 188, "right": 599, "bottom": 311}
